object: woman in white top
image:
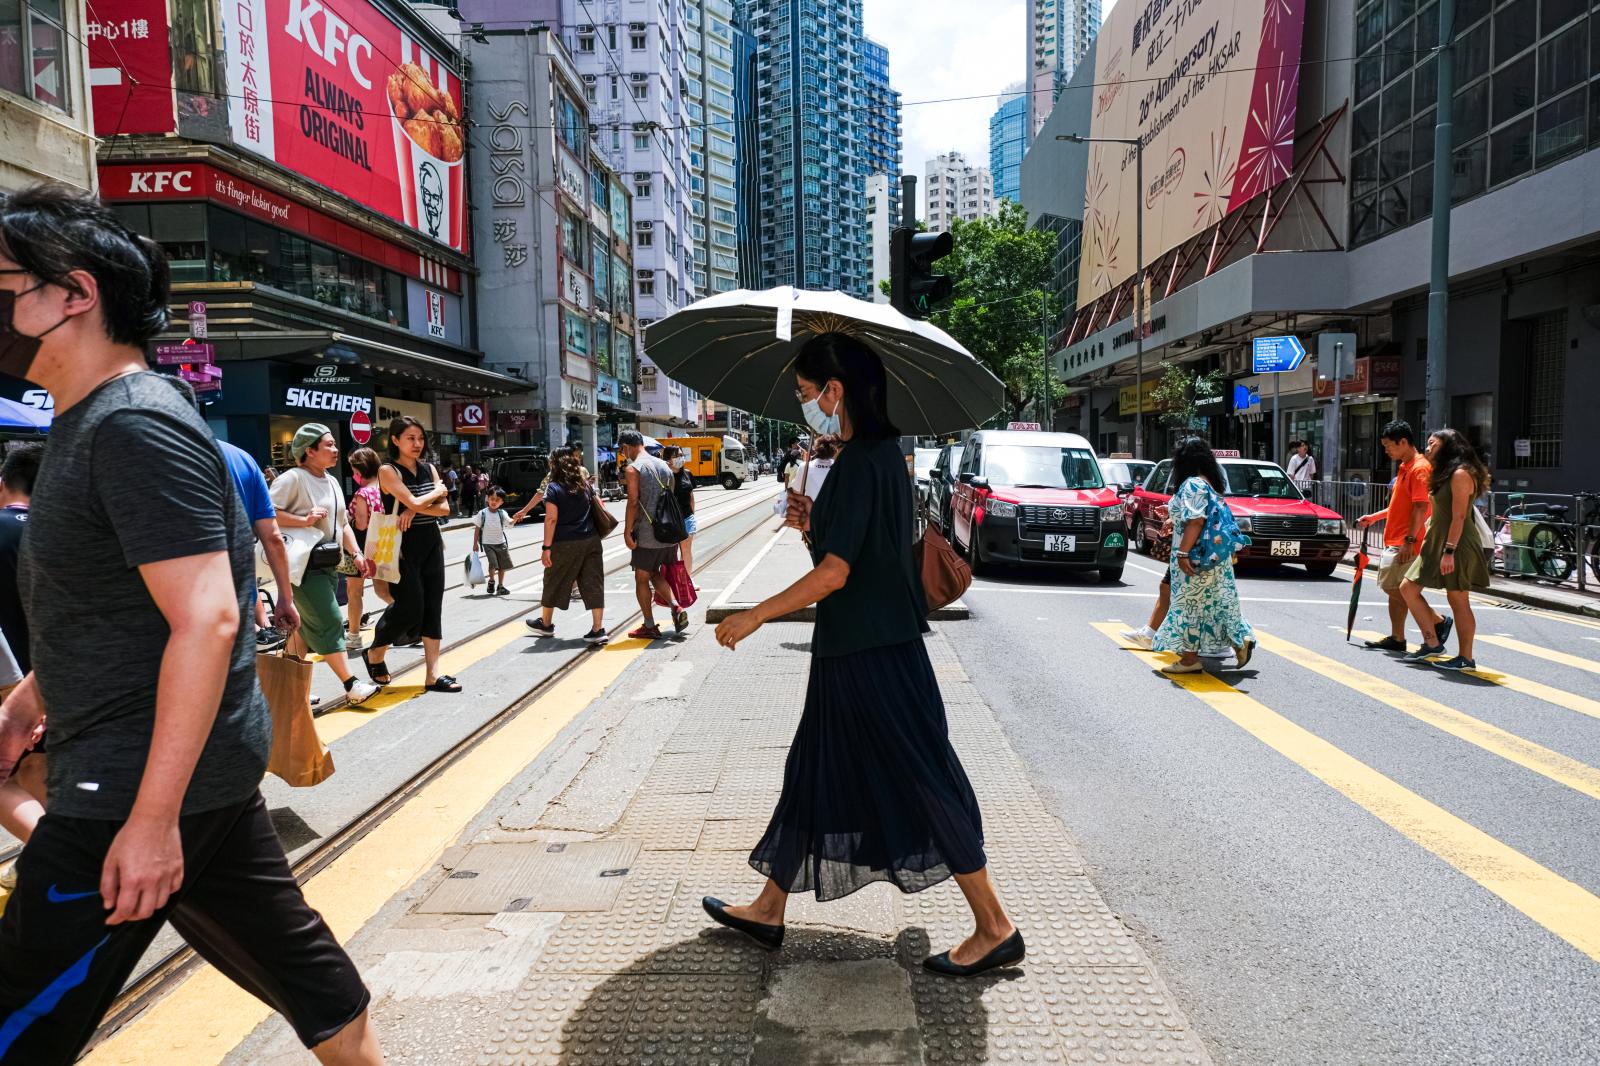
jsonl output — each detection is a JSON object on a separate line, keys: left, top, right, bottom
{"left": 797, "top": 435, "right": 840, "bottom": 502}
{"left": 270, "top": 424, "right": 379, "bottom": 705}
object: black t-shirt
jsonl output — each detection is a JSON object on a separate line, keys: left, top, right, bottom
{"left": 544, "top": 481, "right": 596, "bottom": 542}
{"left": 382, "top": 460, "right": 440, "bottom": 525}
{"left": 672, "top": 469, "right": 695, "bottom": 516}
{"left": 0, "top": 506, "right": 30, "bottom": 673}
{"left": 809, "top": 435, "right": 929, "bottom": 658}
{"left": 20, "top": 372, "right": 270, "bottom": 819}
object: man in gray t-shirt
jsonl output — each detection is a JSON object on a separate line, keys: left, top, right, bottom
{"left": 620, "top": 432, "right": 685, "bottom": 639}
{"left": 0, "top": 184, "right": 379, "bottom": 1065}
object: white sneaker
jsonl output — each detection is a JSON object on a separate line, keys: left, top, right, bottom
{"left": 1160, "top": 659, "right": 1204, "bottom": 674}
{"left": 346, "top": 679, "right": 380, "bottom": 705}
{"left": 1120, "top": 625, "right": 1155, "bottom": 649}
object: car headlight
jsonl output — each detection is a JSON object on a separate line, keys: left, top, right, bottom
{"left": 1102, "top": 504, "right": 1125, "bottom": 523}
{"left": 986, "top": 499, "right": 1017, "bottom": 519}
{"left": 1234, "top": 516, "right": 1252, "bottom": 532}
{"left": 1318, "top": 518, "right": 1345, "bottom": 535}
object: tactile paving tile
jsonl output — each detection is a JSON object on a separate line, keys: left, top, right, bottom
{"left": 639, "top": 750, "right": 725, "bottom": 795}
{"left": 628, "top": 973, "right": 762, "bottom": 1031}
{"left": 475, "top": 973, "right": 638, "bottom": 1065}
{"left": 783, "top": 882, "right": 900, "bottom": 937}
{"left": 1056, "top": 1025, "right": 1210, "bottom": 1065}
{"left": 687, "top": 850, "right": 771, "bottom": 884}
{"left": 704, "top": 789, "right": 782, "bottom": 822}
{"left": 1029, "top": 969, "right": 1187, "bottom": 1031}
{"left": 920, "top": 1024, "right": 1067, "bottom": 1064}
{"left": 608, "top": 1027, "right": 755, "bottom": 1065}
{"left": 661, "top": 728, "right": 732, "bottom": 754}
{"left": 535, "top": 913, "right": 662, "bottom": 973}
{"left": 715, "top": 751, "right": 789, "bottom": 794}
{"left": 695, "top": 818, "right": 770, "bottom": 852}
{"left": 615, "top": 794, "right": 711, "bottom": 852}
{"left": 602, "top": 851, "right": 690, "bottom": 923}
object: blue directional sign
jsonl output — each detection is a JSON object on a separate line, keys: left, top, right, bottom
{"left": 1252, "top": 335, "right": 1307, "bottom": 373}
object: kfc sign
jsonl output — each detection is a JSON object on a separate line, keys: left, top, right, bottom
{"left": 125, "top": 170, "right": 194, "bottom": 194}
{"left": 223, "top": 0, "right": 468, "bottom": 252}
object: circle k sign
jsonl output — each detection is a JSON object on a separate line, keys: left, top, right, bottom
{"left": 453, "top": 401, "right": 488, "bottom": 435}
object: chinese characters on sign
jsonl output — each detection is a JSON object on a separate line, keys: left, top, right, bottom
{"left": 89, "top": 0, "right": 175, "bottom": 136}
{"left": 487, "top": 98, "right": 530, "bottom": 271}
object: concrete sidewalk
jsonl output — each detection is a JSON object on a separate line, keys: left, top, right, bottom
{"left": 231, "top": 613, "right": 1212, "bottom": 1064}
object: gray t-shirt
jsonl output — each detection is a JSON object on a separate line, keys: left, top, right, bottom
{"left": 21, "top": 372, "right": 270, "bottom": 819}
{"left": 630, "top": 452, "right": 675, "bottom": 549}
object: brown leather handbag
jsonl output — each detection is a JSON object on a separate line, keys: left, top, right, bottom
{"left": 914, "top": 523, "right": 971, "bottom": 613}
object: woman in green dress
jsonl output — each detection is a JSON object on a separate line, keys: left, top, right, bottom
{"left": 1400, "top": 428, "right": 1491, "bottom": 670}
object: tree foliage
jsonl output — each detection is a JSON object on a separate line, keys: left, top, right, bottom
{"left": 928, "top": 201, "right": 1061, "bottom": 424}
{"left": 1150, "top": 361, "right": 1224, "bottom": 431}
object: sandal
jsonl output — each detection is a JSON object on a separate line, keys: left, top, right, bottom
{"left": 426, "top": 675, "right": 462, "bottom": 693}
{"left": 362, "top": 650, "right": 391, "bottom": 686}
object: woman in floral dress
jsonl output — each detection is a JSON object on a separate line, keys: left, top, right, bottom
{"left": 1153, "top": 437, "right": 1256, "bottom": 674}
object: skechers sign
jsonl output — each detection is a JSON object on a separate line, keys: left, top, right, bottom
{"left": 284, "top": 387, "right": 374, "bottom": 415}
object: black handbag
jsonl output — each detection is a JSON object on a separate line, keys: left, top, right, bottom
{"left": 307, "top": 540, "right": 344, "bottom": 572}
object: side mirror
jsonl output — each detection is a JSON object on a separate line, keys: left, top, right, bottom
{"left": 958, "top": 472, "right": 974, "bottom": 484}
{"left": 970, "top": 476, "right": 990, "bottom": 490}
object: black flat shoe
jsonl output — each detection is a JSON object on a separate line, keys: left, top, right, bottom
{"left": 701, "top": 896, "right": 783, "bottom": 950}
{"left": 922, "top": 929, "right": 1026, "bottom": 977}
{"left": 361, "top": 650, "right": 391, "bottom": 686}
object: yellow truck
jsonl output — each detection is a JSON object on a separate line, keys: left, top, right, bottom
{"left": 658, "top": 435, "right": 750, "bottom": 489}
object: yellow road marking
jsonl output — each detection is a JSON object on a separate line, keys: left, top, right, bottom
{"left": 1092, "top": 622, "right": 1600, "bottom": 964}
{"left": 1351, "top": 629, "right": 1600, "bottom": 722}
{"left": 83, "top": 639, "right": 649, "bottom": 1066}
{"left": 1473, "top": 634, "right": 1600, "bottom": 677}
{"left": 1252, "top": 631, "right": 1600, "bottom": 803}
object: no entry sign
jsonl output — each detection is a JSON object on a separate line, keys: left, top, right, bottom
{"left": 350, "top": 409, "right": 373, "bottom": 445}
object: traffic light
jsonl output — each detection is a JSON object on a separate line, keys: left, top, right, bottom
{"left": 890, "top": 226, "right": 953, "bottom": 319}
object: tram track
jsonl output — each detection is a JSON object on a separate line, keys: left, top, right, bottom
{"left": 80, "top": 482, "right": 782, "bottom": 1054}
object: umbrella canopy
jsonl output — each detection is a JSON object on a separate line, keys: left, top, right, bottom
{"left": 643, "top": 287, "right": 1005, "bottom": 435}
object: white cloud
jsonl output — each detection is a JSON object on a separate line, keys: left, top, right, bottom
{"left": 862, "top": 0, "right": 1024, "bottom": 192}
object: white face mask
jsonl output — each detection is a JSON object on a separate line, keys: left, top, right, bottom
{"left": 670, "top": 456, "right": 686, "bottom": 471}
{"left": 801, "top": 388, "right": 840, "bottom": 436}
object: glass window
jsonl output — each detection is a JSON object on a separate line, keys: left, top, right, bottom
{"left": 1455, "top": 78, "right": 1490, "bottom": 142}
{"left": 1415, "top": 52, "right": 1438, "bottom": 105}
{"left": 1352, "top": 146, "right": 1381, "bottom": 198}
{"left": 593, "top": 320, "right": 611, "bottom": 374}
{"left": 1387, "top": 0, "right": 1417, "bottom": 29}
{"left": 0, "top": 2, "right": 23, "bottom": 98}
{"left": 27, "top": 10, "right": 64, "bottom": 111}
{"left": 1357, "top": 55, "right": 1384, "bottom": 101}
{"left": 110, "top": 203, "right": 151, "bottom": 236}
{"left": 1496, "top": 0, "right": 1538, "bottom": 64}
{"left": 1538, "top": 21, "right": 1587, "bottom": 100}
{"left": 591, "top": 235, "right": 610, "bottom": 309}
{"left": 1378, "top": 182, "right": 1408, "bottom": 233}
{"left": 310, "top": 244, "right": 338, "bottom": 305}
{"left": 1381, "top": 127, "right": 1412, "bottom": 178}
{"left": 1382, "top": 72, "right": 1413, "bottom": 132}
{"left": 1358, "top": 2, "right": 1387, "bottom": 52}
{"left": 1384, "top": 23, "right": 1415, "bottom": 83}
{"left": 1458, "top": 21, "right": 1491, "bottom": 83}
{"left": 1541, "top": 0, "right": 1585, "bottom": 34}
{"left": 1352, "top": 193, "right": 1380, "bottom": 244}
{"left": 0, "top": 1, "right": 69, "bottom": 111}
{"left": 1535, "top": 88, "right": 1587, "bottom": 161}
{"left": 1451, "top": 138, "right": 1489, "bottom": 201}
{"left": 1416, "top": 2, "right": 1439, "bottom": 49}
{"left": 1355, "top": 98, "right": 1381, "bottom": 149}
{"left": 1459, "top": 0, "right": 1492, "bottom": 28}
{"left": 1493, "top": 52, "right": 1536, "bottom": 124}
{"left": 1490, "top": 114, "right": 1535, "bottom": 184}
{"left": 150, "top": 204, "right": 206, "bottom": 283}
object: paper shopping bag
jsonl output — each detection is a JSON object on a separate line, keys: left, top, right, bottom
{"left": 366, "top": 513, "right": 403, "bottom": 584}
{"left": 257, "top": 652, "right": 335, "bottom": 788}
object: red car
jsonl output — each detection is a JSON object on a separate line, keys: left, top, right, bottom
{"left": 949, "top": 430, "right": 1129, "bottom": 581}
{"left": 1129, "top": 456, "right": 1349, "bottom": 577}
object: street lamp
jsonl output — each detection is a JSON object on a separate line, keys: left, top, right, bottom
{"left": 1058, "top": 133, "right": 1145, "bottom": 458}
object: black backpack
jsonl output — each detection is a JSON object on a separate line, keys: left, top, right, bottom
{"left": 649, "top": 468, "right": 689, "bottom": 544}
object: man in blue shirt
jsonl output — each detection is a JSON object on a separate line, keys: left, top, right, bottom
{"left": 217, "top": 438, "right": 299, "bottom": 643}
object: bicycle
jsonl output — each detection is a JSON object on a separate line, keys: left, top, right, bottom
{"left": 1505, "top": 492, "right": 1600, "bottom": 585}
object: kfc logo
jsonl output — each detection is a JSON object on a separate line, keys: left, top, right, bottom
{"left": 127, "top": 170, "right": 193, "bottom": 194}
{"left": 419, "top": 162, "right": 444, "bottom": 236}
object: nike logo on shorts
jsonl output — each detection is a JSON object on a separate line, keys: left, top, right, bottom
{"left": 46, "top": 885, "right": 99, "bottom": 904}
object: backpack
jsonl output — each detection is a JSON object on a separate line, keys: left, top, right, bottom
{"left": 1188, "top": 488, "right": 1252, "bottom": 571}
{"left": 648, "top": 469, "right": 689, "bottom": 544}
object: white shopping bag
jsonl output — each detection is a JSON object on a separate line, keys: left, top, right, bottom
{"left": 464, "top": 551, "right": 487, "bottom": 588}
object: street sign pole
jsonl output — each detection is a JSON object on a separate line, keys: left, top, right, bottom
{"left": 1273, "top": 374, "right": 1281, "bottom": 463}
{"left": 1133, "top": 143, "right": 1145, "bottom": 459}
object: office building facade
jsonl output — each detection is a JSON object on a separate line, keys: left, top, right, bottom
{"left": 925, "top": 151, "right": 995, "bottom": 233}
{"left": 990, "top": 83, "right": 1030, "bottom": 203}
{"left": 685, "top": 0, "right": 742, "bottom": 298}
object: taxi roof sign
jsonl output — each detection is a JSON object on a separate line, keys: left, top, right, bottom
{"left": 1213, "top": 449, "right": 1242, "bottom": 458}
{"left": 1006, "top": 422, "right": 1042, "bottom": 431}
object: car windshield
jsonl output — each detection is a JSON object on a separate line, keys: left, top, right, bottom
{"left": 1103, "top": 461, "right": 1152, "bottom": 486}
{"left": 914, "top": 448, "right": 940, "bottom": 477}
{"left": 983, "top": 445, "right": 1104, "bottom": 489}
{"left": 1221, "top": 463, "right": 1303, "bottom": 500}
{"left": 725, "top": 446, "right": 744, "bottom": 463}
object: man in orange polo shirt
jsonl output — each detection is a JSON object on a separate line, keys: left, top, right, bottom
{"left": 1356, "top": 419, "right": 1452, "bottom": 652}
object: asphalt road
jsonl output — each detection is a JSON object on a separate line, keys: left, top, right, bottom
{"left": 954, "top": 549, "right": 1600, "bottom": 1066}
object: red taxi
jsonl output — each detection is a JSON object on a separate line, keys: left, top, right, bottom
{"left": 1128, "top": 454, "right": 1349, "bottom": 576}
{"left": 949, "top": 430, "right": 1129, "bottom": 582}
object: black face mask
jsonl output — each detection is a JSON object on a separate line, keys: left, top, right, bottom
{"left": 0, "top": 286, "right": 68, "bottom": 383}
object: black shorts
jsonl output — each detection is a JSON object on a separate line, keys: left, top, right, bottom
{"left": 0, "top": 791, "right": 369, "bottom": 1064}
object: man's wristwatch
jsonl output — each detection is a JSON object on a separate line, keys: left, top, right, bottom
{"left": 1403, "top": 535, "right": 1416, "bottom": 545}
{"left": 1443, "top": 544, "right": 1457, "bottom": 555}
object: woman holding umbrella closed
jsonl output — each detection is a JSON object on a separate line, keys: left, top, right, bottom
{"left": 708, "top": 332, "right": 1023, "bottom": 977}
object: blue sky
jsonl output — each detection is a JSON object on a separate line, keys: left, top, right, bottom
{"left": 862, "top": 0, "right": 1025, "bottom": 183}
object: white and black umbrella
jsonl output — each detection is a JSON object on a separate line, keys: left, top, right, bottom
{"left": 642, "top": 287, "right": 1004, "bottom": 435}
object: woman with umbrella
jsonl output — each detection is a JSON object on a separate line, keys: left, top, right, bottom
{"left": 708, "top": 332, "right": 1023, "bottom": 977}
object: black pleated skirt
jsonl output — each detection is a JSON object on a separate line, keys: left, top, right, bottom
{"left": 748, "top": 638, "right": 987, "bottom": 901}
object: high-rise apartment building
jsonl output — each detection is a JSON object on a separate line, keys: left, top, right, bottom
{"left": 990, "top": 83, "right": 1030, "bottom": 203}
{"left": 684, "top": 0, "right": 742, "bottom": 297}
{"left": 561, "top": 0, "right": 702, "bottom": 428}
{"left": 925, "top": 152, "right": 995, "bottom": 233}
{"left": 860, "top": 37, "right": 903, "bottom": 221}
{"left": 748, "top": 0, "right": 872, "bottom": 297}
{"left": 733, "top": 1, "right": 762, "bottom": 287}
{"left": 1027, "top": 0, "right": 1100, "bottom": 136}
